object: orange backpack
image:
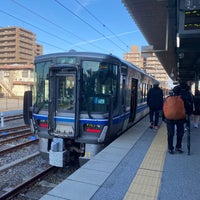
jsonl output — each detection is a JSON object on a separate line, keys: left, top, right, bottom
{"left": 163, "top": 96, "right": 186, "bottom": 120}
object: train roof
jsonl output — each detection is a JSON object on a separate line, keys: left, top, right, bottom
{"left": 35, "top": 51, "right": 156, "bottom": 80}
{"left": 35, "top": 51, "right": 117, "bottom": 61}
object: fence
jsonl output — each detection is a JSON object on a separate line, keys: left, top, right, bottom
{"left": 0, "top": 97, "right": 23, "bottom": 112}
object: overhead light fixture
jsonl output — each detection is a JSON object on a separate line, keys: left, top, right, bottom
{"left": 176, "top": 33, "right": 180, "bottom": 48}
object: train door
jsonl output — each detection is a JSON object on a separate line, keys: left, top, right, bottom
{"left": 48, "top": 66, "right": 80, "bottom": 138}
{"left": 129, "top": 78, "right": 138, "bottom": 122}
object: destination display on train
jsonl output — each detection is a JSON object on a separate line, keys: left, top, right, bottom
{"left": 184, "top": 9, "right": 200, "bottom": 30}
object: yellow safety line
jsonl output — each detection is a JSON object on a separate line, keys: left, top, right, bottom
{"left": 123, "top": 122, "right": 167, "bottom": 200}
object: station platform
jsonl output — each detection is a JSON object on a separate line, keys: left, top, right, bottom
{"left": 40, "top": 116, "right": 200, "bottom": 200}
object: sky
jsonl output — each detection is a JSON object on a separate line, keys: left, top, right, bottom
{"left": 0, "top": 0, "right": 148, "bottom": 60}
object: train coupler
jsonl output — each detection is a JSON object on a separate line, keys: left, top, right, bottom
{"left": 49, "top": 138, "right": 70, "bottom": 167}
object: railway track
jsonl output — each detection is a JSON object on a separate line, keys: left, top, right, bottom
{"left": 0, "top": 114, "right": 25, "bottom": 130}
{"left": 0, "top": 132, "right": 33, "bottom": 144}
{"left": 0, "top": 126, "right": 32, "bottom": 141}
{"left": 0, "top": 125, "right": 36, "bottom": 155}
{"left": 0, "top": 153, "right": 54, "bottom": 199}
{"left": 0, "top": 116, "right": 79, "bottom": 200}
{"left": 0, "top": 139, "right": 38, "bottom": 155}
{"left": 0, "top": 155, "right": 78, "bottom": 200}
{"left": 0, "top": 125, "right": 28, "bottom": 133}
{"left": 0, "top": 114, "right": 23, "bottom": 123}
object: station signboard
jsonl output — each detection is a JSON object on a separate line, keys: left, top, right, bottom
{"left": 178, "top": 0, "right": 200, "bottom": 37}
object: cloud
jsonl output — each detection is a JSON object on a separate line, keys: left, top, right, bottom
{"left": 75, "top": 0, "right": 96, "bottom": 13}
{"left": 74, "top": 30, "right": 139, "bottom": 46}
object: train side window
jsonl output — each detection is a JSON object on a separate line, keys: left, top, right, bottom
{"left": 141, "top": 83, "right": 144, "bottom": 103}
{"left": 138, "top": 83, "right": 143, "bottom": 103}
{"left": 129, "top": 78, "right": 138, "bottom": 122}
{"left": 143, "top": 83, "right": 148, "bottom": 102}
{"left": 122, "top": 76, "right": 126, "bottom": 106}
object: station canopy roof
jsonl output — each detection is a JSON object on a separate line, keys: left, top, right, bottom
{"left": 122, "top": 0, "right": 200, "bottom": 83}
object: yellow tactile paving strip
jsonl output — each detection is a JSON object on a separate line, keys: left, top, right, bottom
{"left": 123, "top": 122, "right": 167, "bottom": 200}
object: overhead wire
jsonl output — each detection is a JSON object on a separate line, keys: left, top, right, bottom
{"left": 0, "top": 9, "right": 86, "bottom": 51}
{"left": 37, "top": 39, "right": 68, "bottom": 51}
{"left": 1, "top": 0, "right": 131, "bottom": 55}
{"left": 73, "top": 0, "right": 129, "bottom": 50}
{"left": 54, "top": 0, "right": 128, "bottom": 52}
{"left": 11, "top": 0, "right": 108, "bottom": 53}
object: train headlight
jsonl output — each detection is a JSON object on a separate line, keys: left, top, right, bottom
{"left": 39, "top": 120, "right": 48, "bottom": 128}
{"left": 84, "top": 124, "right": 101, "bottom": 133}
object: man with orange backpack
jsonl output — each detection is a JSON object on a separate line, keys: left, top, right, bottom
{"left": 163, "top": 82, "right": 193, "bottom": 154}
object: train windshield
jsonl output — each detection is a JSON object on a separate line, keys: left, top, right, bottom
{"left": 34, "top": 57, "right": 76, "bottom": 113}
{"left": 33, "top": 59, "right": 118, "bottom": 114}
{"left": 34, "top": 61, "right": 51, "bottom": 112}
{"left": 81, "top": 61, "right": 118, "bottom": 113}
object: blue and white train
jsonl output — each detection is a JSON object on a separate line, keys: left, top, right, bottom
{"left": 23, "top": 51, "right": 159, "bottom": 167}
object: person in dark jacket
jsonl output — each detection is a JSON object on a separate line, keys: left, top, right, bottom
{"left": 178, "top": 82, "right": 194, "bottom": 115}
{"left": 193, "top": 89, "right": 200, "bottom": 128}
{"left": 165, "top": 82, "right": 193, "bottom": 154}
{"left": 147, "top": 80, "right": 163, "bottom": 129}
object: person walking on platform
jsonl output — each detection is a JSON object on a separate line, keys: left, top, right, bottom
{"left": 147, "top": 80, "right": 163, "bottom": 129}
{"left": 164, "top": 82, "right": 193, "bottom": 154}
{"left": 179, "top": 82, "right": 194, "bottom": 116}
{"left": 193, "top": 89, "right": 200, "bottom": 128}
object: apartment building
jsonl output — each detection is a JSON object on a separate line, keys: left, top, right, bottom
{"left": 123, "top": 45, "right": 170, "bottom": 89}
{"left": 0, "top": 27, "right": 43, "bottom": 96}
{"left": 123, "top": 46, "right": 143, "bottom": 69}
{"left": 0, "top": 26, "right": 42, "bottom": 65}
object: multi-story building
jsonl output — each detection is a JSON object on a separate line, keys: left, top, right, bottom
{"left": 0, "top": 27, "right": 43, "bottom": 96}
{"left": 123, "top": 45, "right": 170, "bottom": 89}
{"left": 0, "top": 26, "right": 42, "bottom": 65}
{"left": 123, "top": 46, "right": 143, "bottom": 69}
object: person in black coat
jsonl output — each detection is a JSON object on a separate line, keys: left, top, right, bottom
{"left": 177, "top": 82, "right": 194, "bottom": 115}
{"left": 193, "top": 89, "right": 200, "bottom": 128}
{"left": 147, "top": 80, "right": 163, "bottom": 129}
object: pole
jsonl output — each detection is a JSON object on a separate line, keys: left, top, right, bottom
{"left": 1, "top": 112, "right": 4, "bottom": 127}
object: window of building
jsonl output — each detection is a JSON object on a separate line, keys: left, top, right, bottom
{"left": 4, "top": 71, "right": 9, "bottom": 77}
{"left": 30, "top": 71, "right": 34, "bottom": 78}
{"left": 22, "top": 70, "right": 28, "bottom": 78}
